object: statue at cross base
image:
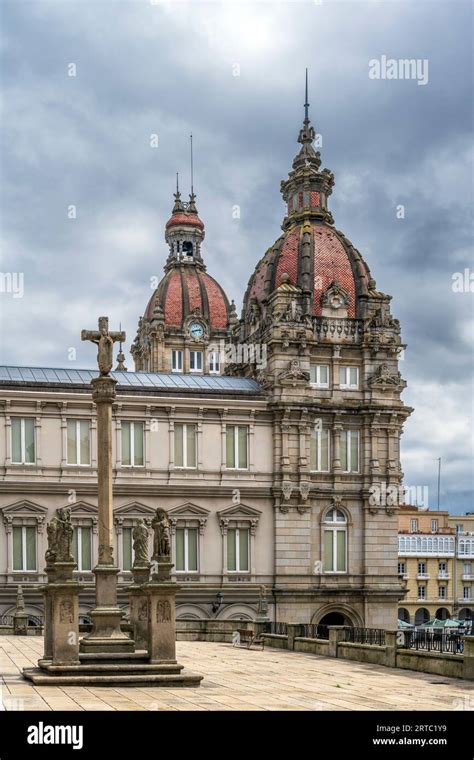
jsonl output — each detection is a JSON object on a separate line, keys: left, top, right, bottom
{"left": 81, "top": 316, "right": 126, "bottom": 375}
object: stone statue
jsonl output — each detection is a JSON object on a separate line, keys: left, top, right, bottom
{"left": 132, "top": 519, "right": 149, "bottom": 567}
{"left": 151, "top": 508, "right": 171, "bottom": 560}
{"left": 55, "top": 507, "right": 74, "bottom": 563}
{"left": 45, "top": 515, "right": 59, "bottom": 564}
{"left": 81, "top": 316, "right": 126, "bottom": 376}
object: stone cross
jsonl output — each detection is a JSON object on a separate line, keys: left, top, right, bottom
{"left": 81, "top": 316, "right": 126, "bottom": 376}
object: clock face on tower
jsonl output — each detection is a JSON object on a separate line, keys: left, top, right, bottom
{"left": 189, "top": 322, "right": 204, "bottom": 339}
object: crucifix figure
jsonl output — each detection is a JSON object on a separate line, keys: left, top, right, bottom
{"left": 81, "top": 316, "right": 126, "bottom": 376}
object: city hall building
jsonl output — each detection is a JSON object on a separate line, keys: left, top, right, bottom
{"left": 0, "top": 100, "right": 411, "bottom": 629}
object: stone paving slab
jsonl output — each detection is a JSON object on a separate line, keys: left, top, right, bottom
{"left": 0, "top": 636, "right": 472, "bottom": 711}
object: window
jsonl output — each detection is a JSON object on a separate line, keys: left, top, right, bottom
{"left": 340, "top": 430, "right": 359, "bottom": 473}
{"left": 438, "top": 585, "right": 446, "bottom": 599}
{"left": 439, "top": 561, "right": 447, "bottom": 576}
{"left": 398, "top": 562, "right": 406, "bottom": 575}
{"left": 310, "top": 424, "right": 330, "bottom": 472}
{"left": 11, "top": 417, "right": 35, "bottom": 464}
{"left": 67, "top": 420, "right": 91, "bottom": 465}
{"left": 431, "top": 519, "right": 439, "bottom": 532}
{"left": 418, "top": 561, "right": 427, "bottom": 575}
{"left": 172, "top": 350, "right": 183, "bottom": 373}
{"left": 12, "top": 526, "right": 36, "bottom": 571}
{"left": 323, "top": 508, "right": 347, "bottom": 573}
{"left": 464, "top": 562, "right": 472, "bottom": 575}
{"left": 174, "top": 423, "right": 196, "bottom": 468}
{"left": 189, "top": 351, "right": 203, "bottom": 373}
{"left": 339, "top": 366, "right": 359, "bottom": 389}
{"left": 227, "top": 528, "right": 249, "bottom": 572}
{"left": 410, "top": 519, "right": 418, "bottom": 533}
{"left": 463, "top": 586, "right": 472, "bottom": 600}
{"left": 72, "top": 526, "right": 92, "bottom": 571}
{"left": 310, "top": 364, "right": 329, "bottom": 387}
{"left": 121, "top": 422, "right": 144, "bottom": 466}
{"left": 122, "top": 527, "right": 133, "bottom": 571}
{"left": 456, "top": 523, "right": 464, "bottom": 533}
{"left": 176, "top": 527, "right": 198, "bottom": 572}
{"left": 418, "top": 585, "right": 426, "bottom": 599}
{"left": 226, "top": 425, "right": 248, "bottom": 470}
{"left": 208, "top": 351, "right": 220, "bottom": 374}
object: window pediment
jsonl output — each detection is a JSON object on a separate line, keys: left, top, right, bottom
{"left": 68, "top": 501, "right": 98, "bottom": 516}
{"left": 218, "top": 503, "right": 261, "bottom": 535}
{"left": 168, "top": 503, "right": 210, "bottom": 533}
{"left": 114, "top": 501, "right": 155, "bottom": 528}
{"left": 1, "top": 500, "right": 48, "bottom": 531}
{"left": 114, "top": 501, "right": 155, "bottom": 517}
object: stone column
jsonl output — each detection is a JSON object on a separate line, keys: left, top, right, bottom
{"left": 145, "top": 562, "right": 179, "bottom": 663}
{"left": 332, "top": 423, "right": 342, "bottom": 472}
{"left": 80, "top": 376, "right": 134, "bottom": 654}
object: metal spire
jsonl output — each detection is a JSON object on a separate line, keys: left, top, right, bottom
{"left": 190, "top": 134, "right": 194, "bottom": 196}
{"left": 115, "top": 322, "right": 127, "bottom": 372}
{"left": 304, "top": 68, "right": 309, "bottom": 123}
{"left": 188, "top": 133, "right": 198, "bottom": 213}
{"left": 176, "top": 171, "right": 179, "bottom": 194}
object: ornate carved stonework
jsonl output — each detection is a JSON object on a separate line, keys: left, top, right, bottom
{"left": 321, "top": 280, "right": 350, "bottom": 310}
{"left": 368, "top": 363, "right": 405, "bottom": 390}
{"left": 156, "top": 600, "right": 171, "bottom": 623}
{"left": 277, "top": 359, "right": 310, "bottom": 386}
{"left": 59, "top": 600, "right": 74, "bottom": 624}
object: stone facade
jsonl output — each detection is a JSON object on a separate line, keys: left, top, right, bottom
{"left": 0, "top": 94, "right": 412, "bottom": 629}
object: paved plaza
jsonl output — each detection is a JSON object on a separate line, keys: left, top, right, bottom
{"left": 0, "top": 636, "right": 471, "bottom": 711}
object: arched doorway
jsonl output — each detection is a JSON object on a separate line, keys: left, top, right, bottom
{"left": 435, "top": 607, "right": 450, "bottom": 621}
{"left": 319, "top": 612, "right": 351, "bottom": 627}
{"left": 415, "top": 607, "right": 430, "bottom": 626}
{"left": 458, "top": 608, "right": 473, "bottom": 621}
{"left": 398, "top": 608, "right": 410, "bottom": 623}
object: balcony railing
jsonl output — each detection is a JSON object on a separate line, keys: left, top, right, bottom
{"left": 417, "top": 573, "right": 429, "bottom": 579}
{"left": 400, "top": 630, "right": 464, "bottom": 655}
{"left": 343, "top": 627, "right": 386, "bottom": 646}
{"left": 264, "top": 622, "right": 288, "bottom": 636}
{"left": 462, "top": 573, "right": 474, "bottom": 581}
{"left": 299, "top": 623, "right": 330, "bottom": 640}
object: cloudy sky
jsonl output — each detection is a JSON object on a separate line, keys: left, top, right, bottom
{"left": 0, "top": 0, "right": 472, "bottom": 512}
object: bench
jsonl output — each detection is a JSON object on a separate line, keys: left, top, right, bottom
{"left": 233, "top": 628, "right": 265, "bottom": 650}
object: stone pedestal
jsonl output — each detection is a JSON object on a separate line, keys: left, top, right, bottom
{"left": 146, "top": 577, "right": 179, "bottom": 664}
{"left": 129, "top": 565, "right": 151, "bottom": 651}
{"left": 13, "top": 611, "right": 28, "bottom": 636}
{"left": 40, "top": 566, "right": 83, "bottom": 666}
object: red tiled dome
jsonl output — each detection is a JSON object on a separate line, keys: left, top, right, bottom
{"left": 244, "top": 221, "right": 372, "bottom": 320}
{"left": 165, "top": 212, "right": 205, "bottom": 231}
{"left": 144, "top": 268, "right": 230, "bottom": 329}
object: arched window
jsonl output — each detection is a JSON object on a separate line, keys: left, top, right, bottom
{"left": 323, "top": 508, "right": 347, "bottom": 573}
